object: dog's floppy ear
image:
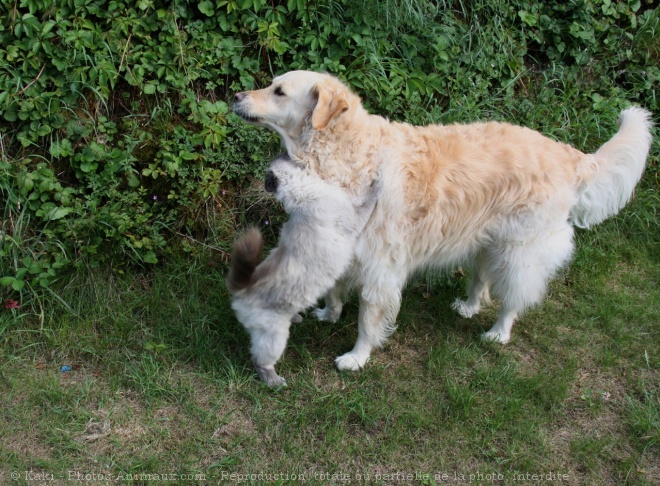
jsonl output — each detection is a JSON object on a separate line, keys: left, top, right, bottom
{"left": 311, "top": 82, "right": 349, "bottom": 131}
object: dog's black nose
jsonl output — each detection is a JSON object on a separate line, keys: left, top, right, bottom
{"left": 234, "top": 92, "right": 246, "bottom": 102}
{"left": 264, "top": 170, "right": 278, "bottom": 193}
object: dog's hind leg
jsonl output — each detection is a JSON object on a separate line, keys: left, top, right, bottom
{"left": 482, "top": 220, "right": 574, "bottom": 343}
{"left": 452, "top": 253, "right": 491, "bottom": 318}
{"left": 335, "top": 274, "right": 404, "bottom": 371}
{"left": 482, "top": 305, "right": 518, "bottom": 344}
{"left": 249, "top": 316, "right": 292, "bottom": 387}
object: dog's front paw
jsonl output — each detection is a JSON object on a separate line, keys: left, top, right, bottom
{"left": 335, "top": 351, "right": 369, "bottom": 371}
{"left": 451, "top": 298, "right": 480, "bottom": 319}
{"left": 255, "top": 366, "right": 287, "bottom": 388}
{"left": 313, "top": 307, "right": 340, "bottom": 323}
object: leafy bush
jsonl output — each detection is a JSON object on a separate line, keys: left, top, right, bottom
{"left": 1, "top": 0, "right": 658, "bottom": 299}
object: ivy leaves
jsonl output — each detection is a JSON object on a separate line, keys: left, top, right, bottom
{"left": 0, "top": 0, "right": 657, "bottom": 298}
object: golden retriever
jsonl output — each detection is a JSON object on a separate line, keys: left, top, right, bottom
{"left": 233, "top": 70, "right": 653, "bottom": 374}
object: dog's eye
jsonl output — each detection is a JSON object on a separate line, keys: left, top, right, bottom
{"left": 274, "top": 86, "right": 285, "bottom": 97}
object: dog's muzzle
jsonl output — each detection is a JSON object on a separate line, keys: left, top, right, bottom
{"left": 264, "top": 170, "right": 278, "bottom": 193}
{"left": 233, "top": 92, "right": 262, "bottom": 123}
{"left": 233, "top": 105, "right": 261, "bottom": 124}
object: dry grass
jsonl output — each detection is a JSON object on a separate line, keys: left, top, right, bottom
{"left": 1, "top": 142, "right": 658, "bottom": 486}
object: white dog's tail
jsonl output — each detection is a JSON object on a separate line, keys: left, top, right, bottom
{"left": 570, "top": 107, "right": 653, "bottom": 228}
{"left": 227, "top": 228, "right": 264, "bottom": 294}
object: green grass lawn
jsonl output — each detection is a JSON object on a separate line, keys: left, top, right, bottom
{"left": 1, "top": 186, "right": 658, "bottom": 485}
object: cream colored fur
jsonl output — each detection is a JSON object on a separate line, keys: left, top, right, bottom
{"left": 227, "top": 155, "right": 379, "bottom": 386}
{"left": 234, "top": 71, "right": 653, "bottom": 373}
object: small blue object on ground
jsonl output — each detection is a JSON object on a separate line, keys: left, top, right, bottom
{"left": 59, "top": 365, "right": 72, "bottom": 373}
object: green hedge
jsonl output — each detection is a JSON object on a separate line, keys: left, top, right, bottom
{"left": 1, "top": 0, "right": 658, "bottom": 294}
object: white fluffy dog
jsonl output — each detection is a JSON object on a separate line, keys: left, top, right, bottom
{"left": 227, "top": 154, "right": 379, "bottom": 386}
{"left": 233, "top": 71, "right": 654, "bottom": 374}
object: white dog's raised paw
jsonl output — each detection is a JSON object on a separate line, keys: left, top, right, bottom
{"left": 335, "top": 352, "right": 368, "bottom": 371}
{"left": 481, "top": 329, "right": 510, "bottom": 344}
{"left": 452, "top": 298, "right": 480, "bottom": 319}
{"left": 255, "top": 366, "right": 287, "bottom": 388}
{"left": 313, "top": 307, "right": 339, "bottom": 323}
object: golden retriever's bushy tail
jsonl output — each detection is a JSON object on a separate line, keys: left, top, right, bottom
{"left": 227, "top": 228, "right": 264, "bottom": 294}
{"left": 570, "top": 107, "right": 653, "bottom": 228}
